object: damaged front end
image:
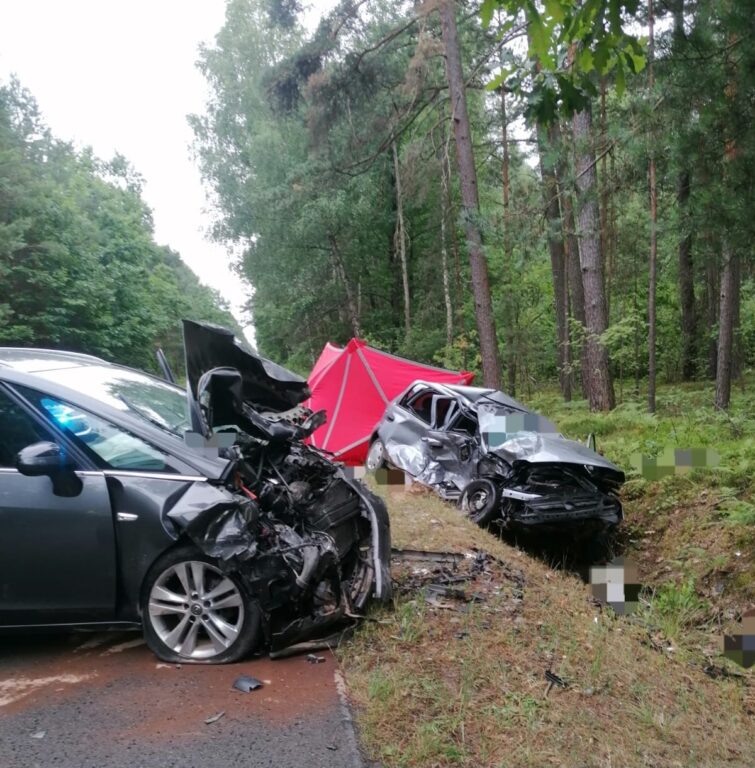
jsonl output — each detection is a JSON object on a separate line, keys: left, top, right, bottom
{"left": 466, "top": 458, "right": 624, "bottom": 532}
{"left": 469, "top": 415, "right": 624, "bottom": 532}
{"left": 168, "top": 321, "right": 391, "bottom": 653}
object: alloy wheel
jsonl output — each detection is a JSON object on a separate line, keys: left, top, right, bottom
{"left": 147, "top": 560, "right": 245, "bottom": 661}
{"left": 366, "top": 440, "right": 385, "bottom": 471}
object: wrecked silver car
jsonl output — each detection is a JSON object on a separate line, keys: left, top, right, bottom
{"left": 0, "top": 321, "right": 390, "bottom": 664}
{"left": 366, "top": 381, "right": 624, "bottom": 534}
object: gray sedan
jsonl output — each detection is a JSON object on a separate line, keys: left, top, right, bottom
{"left": 0, "top": 332, "right": 390, "bottom": 663}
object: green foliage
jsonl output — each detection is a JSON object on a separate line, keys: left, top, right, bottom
{"left": 192, "top": 0, "right": 755, "bottom": 397}
{"left": 483, "top": 0, "right": 646, "bottom": 121}
{"left": 719, "top": 497, "right": 755, "bottom": 527}
{"left": 0, "top": 79, "right": 236, "bottom": 373}
{"left": 192, "top": 0, "right": 475, "bottom": 370}
{"left": 641, "top": 577, "right": 710, "bottom": 641}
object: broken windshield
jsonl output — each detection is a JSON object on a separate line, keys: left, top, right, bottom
{"left": 477, "top": 403, "right": 558, "bottom": 454}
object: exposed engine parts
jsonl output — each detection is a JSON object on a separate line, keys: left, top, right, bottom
{"left": 168, "top": 322, "right": 391, "bottom": 653}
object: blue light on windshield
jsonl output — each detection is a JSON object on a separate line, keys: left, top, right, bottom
{"left": 41, "top": 398, "right": 91, "bottom": 439}
{"left": 42, "top": 398, "right": 72, "bottom": 424}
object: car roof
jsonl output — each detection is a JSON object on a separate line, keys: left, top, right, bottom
{"left": 0, "top": 347, "right": 229, "bottom": 480}
{"left": 0, "top": 347, "right": 108, "bottom": 373}
{"left": 407, "top": 381, "right": 528, "bottom": 412}
{"left": 443, "top": 384, "right": 497, "bottom": 401}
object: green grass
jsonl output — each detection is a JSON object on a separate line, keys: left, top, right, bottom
{"left": 341, "top": 482, "right": 755, "bottom": 767}
{"left": 640, "top": 577, "right": 712, "bottom": 645}
{"left": 529, "top": 376, "right": 755, "bottom": 614}
{"left": 527, "top": 377, "right": 755, "bottom": 495}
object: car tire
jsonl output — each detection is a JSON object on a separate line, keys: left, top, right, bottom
{"left": 460, "top": 478, "right": 501, "bottom": 527}
{"left": 141, "top": 545, "right": 262, "bottom": 664}
{"left": 365, "top": 438, "right": 386, "bottom": 472}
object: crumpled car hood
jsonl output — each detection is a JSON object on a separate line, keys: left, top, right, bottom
{"left": 165, "top": 322, "right": 392, "bottom": 657}
{"left": 182, "top": 319, "right": 310, "bottom": 413}
{"left": 489, "top": 432, "right": 621, "bottom": 472}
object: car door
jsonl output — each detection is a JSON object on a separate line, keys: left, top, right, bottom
{"left": 380, "top": 385, "right": 437, "bottom": 476}
{"left": 416, "top": 394, "right": 477, "bottom": 489}
{"left": 0, "top": 385, "right": 116, "bottom": 625}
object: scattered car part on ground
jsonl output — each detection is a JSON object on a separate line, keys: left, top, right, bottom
{"left": 0, "top": 321, "right": 391, "bottom": 664}
{"left": 368, "top": 381, "right": 625, "bottom": 540}
{"left": 392, "top": 547, "right": 526, "bottom": 616}
{"left": 268, "top": 630, "right": 351, "bottom": 659}
{"left": 390, "top": 547, "right": 467, "bottom": 565}
{"left": 544, "top": 670, "right": 568, "bottom": 694}
{"left": 232, "top": 675, "right": 264, "bottom": 693}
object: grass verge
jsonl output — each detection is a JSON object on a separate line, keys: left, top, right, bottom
{"left": 527, "top": 378, "right": 755, "bottom": 619}
{"left": 339, "top": 378, "right": 755, "bottom": 768}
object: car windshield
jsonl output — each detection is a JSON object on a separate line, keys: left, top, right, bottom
{"left": 33, "top": 364, "right": 190, "bottom": 437}
{"left": 477, "top": 403, "right": 558, "bottom": 452}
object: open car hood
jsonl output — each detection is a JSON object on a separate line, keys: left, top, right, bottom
{"left": 182, "top": 320, "right": 310, "bottom": 413}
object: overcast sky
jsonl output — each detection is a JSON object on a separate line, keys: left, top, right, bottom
{"left": 0, "top": 0, "right": 334, "bottom": 343}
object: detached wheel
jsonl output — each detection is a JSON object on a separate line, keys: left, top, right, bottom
{"left": 460, "top": 479, "right": 501, "bottom": 527}
{"left": 366, "top": 438, "right": 386, "bottom": 472}
{"left": 141, "top": 546, "right": 261, "bottom": 664}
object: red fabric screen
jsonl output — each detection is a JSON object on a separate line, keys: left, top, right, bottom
{"left": 306, "top": 339, "right": 474, "bottom": 465}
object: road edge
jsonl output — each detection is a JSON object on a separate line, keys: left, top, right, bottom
{"left": 333, "top": 668, "right": 372, "bottom": 768}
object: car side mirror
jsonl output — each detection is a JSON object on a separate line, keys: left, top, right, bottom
{"left": 16, "top": 441, "right": 83, "bottom": 497}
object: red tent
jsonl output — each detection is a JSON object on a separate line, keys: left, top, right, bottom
{"left": 305, "top": 339, "right": 474, "bottom": 465}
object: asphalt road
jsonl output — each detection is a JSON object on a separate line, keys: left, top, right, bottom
{"left": 0, "top": 630, "right": 364, "bottom": 768}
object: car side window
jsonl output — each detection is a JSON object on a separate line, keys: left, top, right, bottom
{"left": 431, "top": 396, "right": 455, "bottom": 430}
{"left": 19, "top": 388, "right": 178, "bottom": 473}
{"left": 406, "top": 390, "right": 434, "bottom": 423}
{"left": 399, "top": 383, "right": 424, "bottom": 407}
{"left": 0, "top": 388, "right": 53, "bottom": 468}
{"left": 450, "top": 411, "right": 477, "bottom": 437}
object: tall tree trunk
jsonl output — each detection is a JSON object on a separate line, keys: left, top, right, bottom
{"left": 647, "top": 0, "right": 658, "bottom": 412}
{"left": 439, "top": 132, "right": 454, "bottom": 347}
{"left": 437, "top": 106, "right": 466, "bottom": 347}
{"left": 608, "top": 145, "right": 617, "bottom": 322}
{"left": 677, "top": 169, "right": 696, "bottom": 379}
{"left": 557, "top": 136, "right": 589, "bottom": 399}
{"left": 328, "top": 234, "right": 361, "bottom": 337}
{"left": 438, "top": 0, "right": 501, "bottom": 388}
{"left": 572, "top": 105, "right": 615, "bottom": 411}
{"left": 536, "top": 120, "right": 571, "bottom": 400}
{"left": 440, "top": 212, "right": 454, "bottom": 348}
{"left": 705, "top": 249, "right": 719, "bottom": 378}
{"left": 391, "top": 140, "right": 411, "bottom": 342}
{"left": 715, "top": 26, "right": 741, "bottom": 410}
{"left": 674, "top": 1, "right": 696, "bottom": 381}
{"left": 715, "top": 247, "right": 738, "bottom": 409}
{"left": 599, "top": 78, "right": 610, "bottom": 318}
{"left": 731, "top": 253, "right": 742, "bottom": 382}
{"left": 500, "top": 87, "right": 517, "bottom": 395}
{"left": 442, "top": 131, "right": 466, "bottom": 343}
